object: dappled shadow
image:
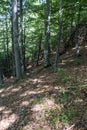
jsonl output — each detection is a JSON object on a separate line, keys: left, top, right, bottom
{"left": 0, "top": 45, "right": 87, "bottom": 130}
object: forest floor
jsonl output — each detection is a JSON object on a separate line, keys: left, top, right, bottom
{"left": 0, "top": 45, "right": 87, "bottom": 130}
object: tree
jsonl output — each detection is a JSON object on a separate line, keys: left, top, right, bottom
{"left": 37, "top": 32, "right": 42, "bottom": 66}
{"left": 0, "top": 0, "right": 87, "bottom": 79}
{"left": 55, "top": 0, "right": 62, "bottom": 69}
{"left": 0, "top": 54, "right": 3, "bottom": 84}
{"left": 12, "top": 0, "right": 21, "bottom": 79}
{"left": 44, "top": 0, "right": 51, "bottom": 67}
{"left": 75, "top": 4, "right": 81, "bottom": 56}
{"left": 20, "top": 0, "right": 25, "bottom": 75}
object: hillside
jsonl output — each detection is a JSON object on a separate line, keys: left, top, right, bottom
{"left": 0, "top": 45, "right": 87, "bottom": 130}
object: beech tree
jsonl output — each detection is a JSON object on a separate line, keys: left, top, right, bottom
{"left": 44, "top": 0, "right": 51, "bottom": 67}
{"left": 0, "top": 54, "right": 3, "bottom": 84}
{"left": 12, "top": 0, "right": 21, "bottom": 79}
{"left": 20, "top": 0, "right": 25, "bottom": 74}
{"left": 55, "top": 0, "right": 62, "bottom": 69}
{"left": 0, "top": 0, "right": 87, "bottom": 79}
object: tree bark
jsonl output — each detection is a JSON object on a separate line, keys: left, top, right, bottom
{"left": 37, "top": 33, "right": 42, "bottom": 66}
{"left": 75, "top": 5, "right": 81, "bottom": 56}
{"left": 0, "top": 54, "right": 3, "bottom": 84}
{"left": 20, "top": 0, "right": 25, "bottom": 75}
{"left": 11, "top": 15, "right": 16, "bottom": 76}
{"left": 12, "top": 0, "right": 21, "bottom": 79}
{"left": 55, "top": 0, "right": 62, "bottom": 69}
{"left": 44, "top": 0, "right": 51, "bottom": 67}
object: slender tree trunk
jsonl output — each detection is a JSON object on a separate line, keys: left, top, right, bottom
{"left": 6, "top": 14, "right": 9, "bottom": 73}
{"left": 12, "top": 0, "right": 21, "bottom": 79}
{"left": 75, "top": 5, "right": 81, "bottom": 56}
{"left": 23, "top": 20, "right": 26, "bottom": 71}
{"left": 3, "top": 28, "right": 6, "bottom": 58}
{"left": 37, "top": 33, "right": 42, "bottom": 66}
{"left": 70, "top": 6, "right": 75, "bottom": 36}
{"left": 44, "top": 0, "right": 51, "bottom": 67}
{"left": 0, "top": 54, "right": 3, "bottom": 84}
{"left": 6, "top": 14, "right": 9, "bottom": 59}
{"left": 55, "top": 0, "right": 62, "bottom": 69}
{"left": 11, "top": 15, "right": 16, "bottom": 76}
{"left": 20, "top": 0, "right": 25, "bottom": 75}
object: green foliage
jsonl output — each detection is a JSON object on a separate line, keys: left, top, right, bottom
{"left": 47, "top": 108, "right": 60, "bottom": 124}
{"left": 0, "top": 84, "right": 4, "bottom": 88}
{"left": 57, "top": 67, "right": 70, "bottom": 83}
{"left": 0, "top": 0, "right": 87, "bottom": 78}
{"left": 74, "top": 58, "right": 82, "bottom": 65}
{"left": 59, "top": 91, "right": 72, "bottom": 102}
{"left": 32, "top": 97, "right": 43, "bottom": 104}
{"left": 57, "top": 67, "right": 79, "bottom": 85}
{"left": 61, "top": 107, "right": 79, "bottom": 122}
{"left": 47, "top": 106, "right": 79, "bottom": 126}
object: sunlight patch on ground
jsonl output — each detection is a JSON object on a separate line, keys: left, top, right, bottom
{"left": 59, "top": 62, "right": 66, "bottom": 65}
{"left": 31, "top": 98, "right": 55, "bottom": 112}
{"left": 20, "top": 101, "right": 29, "bottom": 107}
{"left": 5, "top": 85, "right": 13, "bottom": 91}
{"left": 0, "top": 113, "right": 18, "bottom": 130}
{"left": 0, "top": 85, "right": 14, "bottom": 97}
{"left": 23, "top": 122, "right": 42, "bottom": 130}
{"left": 20, "top": 90, "right": 45, "bottom": 97}
{"left": 27, "top": 65, "right": 32, "bottom": 69}
{"left": 74, "top": 98, "right": 83, "bottom": 103}
{"left": 31, "top": 104, "right": 44, "bottom": 112}
{"left": 85, "top": 45, "right": 87, "bottom": 48}
{"left": 23, "top": 122, "right": 51, "bottom": 130}
{"left": 2, "top": 109, "right": 12, "bottom": 115}
{"left": 0, "top": 86, "right": 22, "bottom": 98}
{"left": 43, "top": 85, "right": 50, "bottom": 88}
{"left": 0, "top": 106, "right": 5, "bottom": 112}
{"left": 0, "top": 89, "right": 4, "bottom": 94}
{"left": 32, "top": 78, "right": 44, "bottom": 84}
{"left": 11, "top": 87, "right": 22, "bottom": 92}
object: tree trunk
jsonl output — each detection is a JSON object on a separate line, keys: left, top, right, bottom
{"left": 75, "top": 5, "right": 81, "bottom": 56}
{"left": 55, "top": 0, "right": 62, "bottom": 69}
{"left": 12, "top": 0, "right": 21, "bottom": 79}
{"left": 0, "top": 54, "right": 3, "bottom": 84}
{"left": 6, "top": 14, "right": 9, "bottom": 74}
{"left": 37, "top": 33, "right": 42, "bottom": 66}
{"left": 20, "top": 0, "right": 25, "bottom": 75}
{"left": 44, "top": 0, "right": 51, "bottom": 67}
{"left": 11, "top": 15, "right": 16, "bottom": 76}
{"left": 23, "top": 20, "right": 26, "bottom": 71}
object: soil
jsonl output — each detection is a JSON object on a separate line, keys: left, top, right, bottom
{"left": 0, "top": 45, "right": 87, "bottom": 130}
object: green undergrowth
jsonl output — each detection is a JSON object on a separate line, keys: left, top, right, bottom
{"left": 46, "top": 85, "right": 82, "bottom": 128}
{"left": 0, "top": 84, "right": 4, "bottom": 88}
{"left": 57, "top": 67, "right": 78, "bottom": 84}
{"left": 32, "top": 97, "right": 43, "bottom": 104}
{"left": 46, "top": 105, "right": 79, "bottom": 128}
{"left": 73, "top": 58, "right": 82, "bottom": 65}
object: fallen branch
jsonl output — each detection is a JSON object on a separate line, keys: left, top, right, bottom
{"left": 66, "top": 124, "right": 75, "bottom": 130}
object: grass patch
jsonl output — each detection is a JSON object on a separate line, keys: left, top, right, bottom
{"left": 46, "top": 86, "right": 80, "bottom": 128}
{"left": 32, "top": 97, "right": 43, "bottom": 104}
{"left": 61, "top": 106, "right": 79, "bottom": 122}
{"left": 47, "top": 107, "right": 60, "bottom": 124}
{"left": 59, "top": 91, "right": 72, "bottom": 103}
{"left": 0, "top": 83, "right": 5, "bottom": 88}
{"left": 73, "top": 58, "right": 82, "bottom": 65}
{"left": 47, "top": 106, "right": 79, "bottom": 127}
{"left": 57, "top": 67, "right": 70, "bottom": 83}
{"left": 57, "top": 67, "right": 78, "bottom": 84}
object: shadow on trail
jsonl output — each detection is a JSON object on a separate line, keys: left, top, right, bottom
{"left": 0, "top": 47, "right": 87, "bottom": 130}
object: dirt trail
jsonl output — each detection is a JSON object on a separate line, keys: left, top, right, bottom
{"left": 0, "top": 46, "right": 87, "bottom": 130}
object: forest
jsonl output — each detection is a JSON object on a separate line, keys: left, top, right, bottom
{"left": 0, "top": 0, "right": 87, "bottom": 130}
